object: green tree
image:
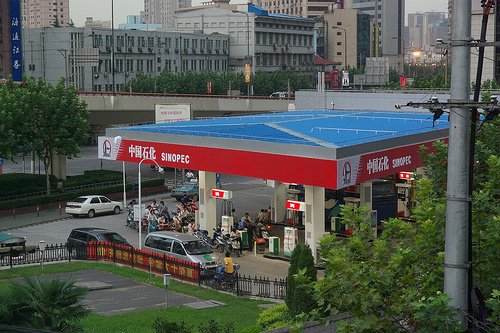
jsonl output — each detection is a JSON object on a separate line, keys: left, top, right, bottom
{"left": 15, "top": 77, "right": 89, "bottom": 194}
{"left": 6, "top": 276, "right": 89, "bottom": 332}
{"left": 286, "top": 242, "right": 302, "bottom": 315}
{"left": 295, "top": 243, "right": 317, "bottom": 315}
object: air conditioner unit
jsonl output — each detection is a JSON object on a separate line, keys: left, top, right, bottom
{"left": 175, "top": 48, "right": 179, "bottom": 53}
{"left": 116, "top": 46, "right": 122, "bottom": 52}
{"left": 230, "top": 66, "right": 235, "bottom": 71}
{"left": 223, "top": 49, "right": 227, "bottom": 54}
{"left": 157, "top": 57, "right": 161, "bottom": 63}
{"left": 281, "top": 47, "right": 286, "bottom": 53}
{"left": 125, "top": 72, "right": 129, "bottom": 76}
{"left": 106, "top": 46, "right": 111, "bottom": 52}
{"left": 138, "top": 47, "right": 143, "bottom": 52}
{"left": 183, "top": 48, "right": 188, "bottom": 54}
{"left": 148, "top": 47, "right": 154, "bottom": 53}
{"left": 94, "top": 73, "right": 99, "bottom": 78}
{"left": 165, "top": 48, "right": 170, "bottom": 53}
{"left": 104, "top": 72, "right": 108, "bottom": 77}
{"left": 128, "top": 47, "right": 133, "bottom": 52}
{"left": 192, "top": 48, "right": 196, "bottom": 53}
{"left": 215, "top": 49, "right": 220, "bottom": 54}
{"left": 286, "top": 43, "right": 290, "bottom": 48}
{"left": 200, "top": 48, "right": 204, "bottom": 53}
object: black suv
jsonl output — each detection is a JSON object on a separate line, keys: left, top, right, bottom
{"left": 67, "top": 228, "right": 132, "bottom": 258}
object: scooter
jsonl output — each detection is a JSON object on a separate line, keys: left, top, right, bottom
{"left": 223, "top": 234, "right": 241, "bottom": 257}
{"left": 212, "top": 228, "right": 227, "bottom": 253}
{"left": 194, "top": 230, "right": 215, "bottom": 248}
{"left": 212, "top": 263, "right": 240, "bottom": 290}
{"left": 126, "top": 207, "right": 135, "bottom": 228}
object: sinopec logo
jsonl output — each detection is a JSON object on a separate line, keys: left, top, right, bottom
{"left": 342, "top": 161, "right": 352, "bottom": 185}
{"left": 103, "top": 140, "right": 112, "bottom": 157}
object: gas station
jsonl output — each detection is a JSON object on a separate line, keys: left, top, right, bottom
{"left": 99, "top": 110, "right": 449, "bottom": 259}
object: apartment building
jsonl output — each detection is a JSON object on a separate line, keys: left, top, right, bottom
{"left": 255, "top": 0, "right": 339, "bottom": 19}
{"left": 21, "top": 0, "right": 70, "bottom": 28}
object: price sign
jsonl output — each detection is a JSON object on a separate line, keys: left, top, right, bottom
{"left": 212, "top": 189, "right": 232, "bottom": 200}
{"left": 286, "top": 200, "right": 306, "bottom": 212}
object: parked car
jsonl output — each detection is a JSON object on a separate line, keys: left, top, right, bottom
{"left": 170, "top": 181, "right": 199, "bottom": 201}
{"left": 65, "top": 195, "right": 123, "bottom": 218}
{"left": 0, "top": 232, "right": 27, "bottom": 258}
{"left": 67, "top": 227, "right": 132, "bottom": 247}
{"left": 67, "top": 227, "right": 131, "bottom": 259}
{"left": 144, "top": 231, "right": 222, "bottom": 276}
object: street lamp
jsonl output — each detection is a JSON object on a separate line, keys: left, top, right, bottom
{"left": 232, "top": 10, "right": 251, "bottom": 98}
{"left": 111, "top": 0, "right": 115, "bottom": 95}
{"left": 138, "top": 158, "right": 164, "bottom": 249}
{"left": 332, "top": 26, "right": 347, "bottom": 69}
{"left": 391, "top": 36, "right": 405, "bottom": 76}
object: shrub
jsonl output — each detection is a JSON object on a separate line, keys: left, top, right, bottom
{"left": 198, "top": 319, "right": 234, "bottom": 333}
{"left": 152, "top": 316, "right": 192, "bottom": 333}
{"left": 285, "top": 243, "right": 302, "bottom": 314}
{"left": 257, "top": 304, "right": 294, "bottom": 330}
{"left": 238, "top": 325, "right": 265, "bottom": 333}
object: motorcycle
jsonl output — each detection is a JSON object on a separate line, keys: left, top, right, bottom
{"left": 223, "top": 234, "right": 241, "bottom": 257}
{"left": 212, "top": 263, "right": 240, "bottom": 290}
{"left": 212, "top": 228, "right": 227, "bottom": 253}
{"left": 126, "top": 207, "right": 135, "bottom": 228}
{"left": 194, "top": 229, "right": 215, "bottom": 248}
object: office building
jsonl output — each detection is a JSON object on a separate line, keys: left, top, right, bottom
{"left": 144, "top": 0, "right": 192, "bottom": 28}
{"left": 255, "top": 0, "right": 340, "bottom": 19}
{"left": 174, "top": 4, "right": 315, "bottom": 75}
{"left": 21, "top": 0, "right": 70, "bottom": 28}
{"left": 22, "top": 27, "right": 229, "bottom": 92}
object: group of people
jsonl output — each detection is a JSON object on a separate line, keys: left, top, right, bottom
{"left": 235, "top": 209, "right": 270, "bottom": 251}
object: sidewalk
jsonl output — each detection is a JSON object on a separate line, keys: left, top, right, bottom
{"left": 0, "top": 206, "right": 70, "bottom": 232}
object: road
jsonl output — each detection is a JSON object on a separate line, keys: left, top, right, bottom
{"left": 2, "top": 147, "right": 297, "bottom": 279}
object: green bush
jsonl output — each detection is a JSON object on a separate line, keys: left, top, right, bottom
{"left": 0, "top": 176, "right": 165, "bottom": 211}
{"left": 238, "top": 325, "right": 265, "bottom": 333}
{"left": 0, "top": 173, "right": 59, "bottom": 196}
{"left": 198, "top": 319, "right": 234, "bottom": 333}
{"left": 152, "top": 317, "right": 192, "bottom": 333}
{"left": 256, "top": 304, "right": 294, "bottom": 330}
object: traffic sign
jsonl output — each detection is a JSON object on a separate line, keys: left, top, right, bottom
{"left": 399, "top": 171, "right": 414, "bottom": 180}
{"left": 286, "top": 200, "right": 306, "bottom": 212}
{"left": 212, "top": 189, "right": 232, "bottom": 200}
{"left": 0, "top": 158, "right": 3, "bottom": 166}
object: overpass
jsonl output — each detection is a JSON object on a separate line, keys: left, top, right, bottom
{"left": 78, "top": 92, "right": 294, "bottom": 129}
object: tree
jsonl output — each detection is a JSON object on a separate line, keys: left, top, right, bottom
{"left": 5, "top": 276, "right": 89, "bottom": 332}
{"left": 286, "top": 242, "right": 302, "bottom": 314}
{"left": 0, "top": 76, "right": 90, "bottom": 194}
{"left": 295, "top": 243, "right": 317, "bottom": 315}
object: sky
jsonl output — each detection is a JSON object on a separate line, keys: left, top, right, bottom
{"left": 69, "top": 0, "right": 449, "bottom": 28}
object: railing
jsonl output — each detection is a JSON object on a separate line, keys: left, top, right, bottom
{"left": 0, "top": 180, "right": 124, "bottom": 203}
{"left": 78, "top": 91, "right": 295, "bottom": 100}
{"left": 1, "top": 242, "right": 287, "bottom": 300}
{"left": 200, "top": 273, "right": 287, "bottom": 300}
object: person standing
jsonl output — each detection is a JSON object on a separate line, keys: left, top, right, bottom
{"left": 246, "top": 218, "right": 256, "bottom": 251}
{"left": 231, "top": 208, "right": 238, "bottom": 229}
{"left": 185, "top": 170, "right": 194, "bottom": 181}
{"left": 224, "top": 252, "right": 234, "bottom": 274}
{"left": 216, "top": 173, "right": 222, "bottom": 189}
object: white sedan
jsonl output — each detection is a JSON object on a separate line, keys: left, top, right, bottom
{"left": 65, "top": 195, "right": 123, "bottom": 218}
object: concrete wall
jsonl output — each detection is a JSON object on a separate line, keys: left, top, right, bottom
{"left": 295, "top": 90, "right": 451, "bottom": 112}
{"left": 80, "top": 94, "right": 293, "bottom": 126}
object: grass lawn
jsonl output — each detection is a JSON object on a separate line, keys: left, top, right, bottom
{"left": 0, "top": 261, "right": 277, "bottom": 332}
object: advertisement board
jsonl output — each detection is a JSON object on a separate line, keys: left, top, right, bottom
{"left": 10, "top": 0, "right": 23, "bottom": 81}
{"left": 155, "top": 104, "right": 191, "bottom": 124}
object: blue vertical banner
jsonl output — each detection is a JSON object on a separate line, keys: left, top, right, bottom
{"left": 10, "top": 0, "right": 23, "bottom": 82}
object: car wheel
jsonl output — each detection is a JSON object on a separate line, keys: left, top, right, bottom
{"left": 87, "top": 209, "right": 95, "bottom": 218}
{"left": 72, "top": 214, "right": 78, "bottom": 218}
{"left": 113, "top": 206, "right": 121, "bottom": 214}
{"left": 192, "top": 194, "right": 199, "bottom": 202}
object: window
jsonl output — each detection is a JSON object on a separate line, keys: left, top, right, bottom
{"left": 172, "top": 241, "right": 185, "bottom": 255}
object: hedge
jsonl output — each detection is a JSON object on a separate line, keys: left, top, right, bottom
{"left": 0, "top": 178, "right": 165, "bottom": 211}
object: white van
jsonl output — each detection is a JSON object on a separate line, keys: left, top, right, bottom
{"left": 144, "top": 231, "right": 222, "bottom": 276}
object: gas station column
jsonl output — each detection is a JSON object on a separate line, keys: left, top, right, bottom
{"left": 273, "top": 181, "right": 287, "bottom": 223}
{"left": 304, "top": 185, "right": 325, "bottom": 261}
{"left": 198, "top": 171, "right": 217, "bottom": 232}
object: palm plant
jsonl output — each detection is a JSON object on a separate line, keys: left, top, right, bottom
{"left": 8, "top": 276, "right": 89, "bottom": 332}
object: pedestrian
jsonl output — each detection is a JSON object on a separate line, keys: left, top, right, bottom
{"left": 187, "top": 219, "right": 196, "bottom": 235}
{"left": 185, "top": 170, "right": 195, "bottom": 182}
{"left": 230, "top": 227, "right": 242, "bottom": 249}
{"left": 246, "top": 218, "right": 256, "bottom": 251}
{"left": 56, "top": 179, "right": 64, "bottom": 193}
{"left": 231, "top": 208, "right": 238, "bottom": 228}
{"left": 216, "top": 173, "right": 222, "bottom": 189}
{"left": 238, "top": 213, "right": 250, "bottom": 230}
{"left": 224, "top": 251, "right": 234, "bottom": 274}
{"left": 159, "top": 200, "right": 170, "bottom": 219}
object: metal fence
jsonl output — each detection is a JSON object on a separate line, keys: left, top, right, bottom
{"left": 200, "top": 273, "right": 287, "bottom": 300}
{"left": 1, "top": 242, "right": 287, "bottom": 300}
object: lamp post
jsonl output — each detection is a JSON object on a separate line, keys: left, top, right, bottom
{"left": 138, "top": 158, "right": 164, "bottom": 249}
{"left": 332, "top": 26, "right": 347, "bottom": 69}
{"left": 232, "top": 10, "right": 251, "bottom": 98}
{"left": 391, "top": 36, "right": 405, "bottom": 76}
{"left": 111, "top": 0, "right": 115, "bottom": 95}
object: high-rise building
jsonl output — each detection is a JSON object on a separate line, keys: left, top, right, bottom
{"left": 21, "top": 0, "right": 70, "bottom": 28}
{"left": 85, "top": 17, "right": 111, "bottom": 29}
{"left": 344, "top": 0, "right": 404, "bottom": 70}
{"left": 144, "top": 0, "right": 192, "bottom": 28}
{"left": 255, "top": 0, "right": 341, "bottom": 19}
{"left": 408, "top": 12, "right": 447, "bottom": 50}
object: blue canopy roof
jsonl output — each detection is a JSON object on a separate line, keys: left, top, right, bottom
{"left": 118, "top": 110, "right": 448, "bottom": 148}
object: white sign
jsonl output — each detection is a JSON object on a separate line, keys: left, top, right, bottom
{"left": 155, "top": 104, "right": 191, "bottom": 124}
{"left": 342, "top": 71, "right": 349, "bottom": 87}
{"left": 98, "top": 136, "right": 121, "bottom": 160}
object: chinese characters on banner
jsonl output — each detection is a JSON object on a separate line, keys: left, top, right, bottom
{"left": 10, "top": 0, "right": 23, "bottom": 81}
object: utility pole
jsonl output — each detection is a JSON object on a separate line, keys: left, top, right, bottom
{"left": 444, "top": 0, "right": 471, "bottom": 326}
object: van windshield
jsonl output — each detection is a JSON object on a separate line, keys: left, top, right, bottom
{"left": 182, "top": 240, "right": 213, "bottom": 255}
